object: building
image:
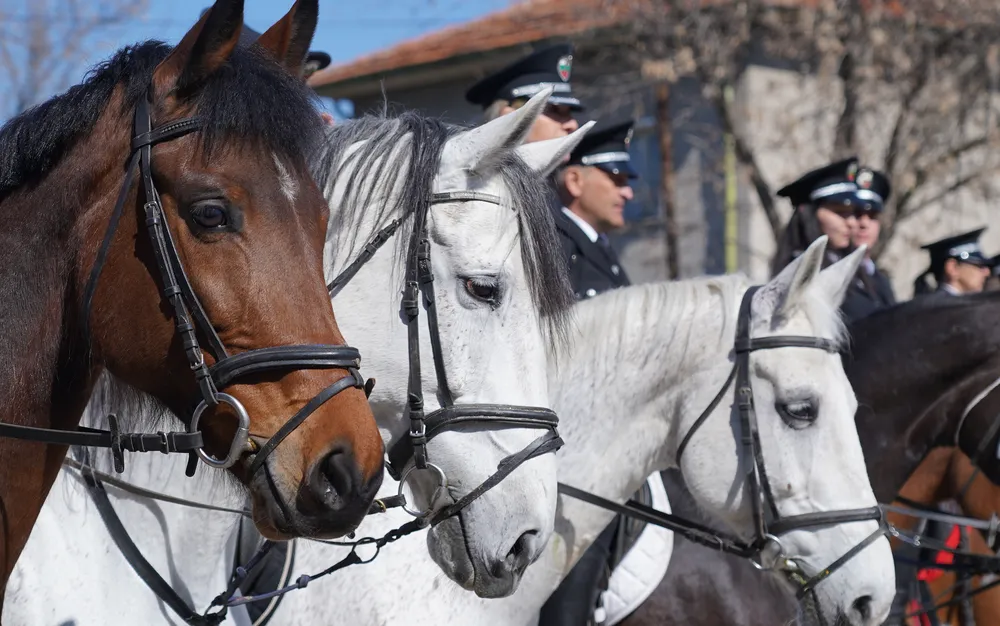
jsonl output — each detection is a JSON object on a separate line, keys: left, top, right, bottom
{"left": 309, "top": 0, "right": 1000, "bottom": 297}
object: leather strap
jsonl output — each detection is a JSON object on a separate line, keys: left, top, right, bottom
{"left": 326, "top": 215, "right": 409, "bottom": 297}
{"left": 208, "top": 345, "right": 361, "bottom": 389}
{"left": 82, "top": 466, "right": 226, "bottom": 626}
{"left": 429, "top": 430, "right": 563, "bottom": 526}
{"left": 247, "top": 369, "right": 365, "bottom": 477}
{"left": 387, "top": 404, "right": 559, "bottom": 474}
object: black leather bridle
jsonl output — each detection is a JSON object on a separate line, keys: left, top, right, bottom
{"left": 0, "top": 91, "right": 373, "bottom": 478}
{"left": 327, "top": 189, "right": 563, "bottom": 525}
{"left": 559, "top": 285, "right": 886, "bottom": 598}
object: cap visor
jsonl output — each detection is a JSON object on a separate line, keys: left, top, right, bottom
{"left": 548, "top": 95, "right": 584, "bottom": 111}
{"left": 595, "top": 161, "right": 639, "bottom": 179}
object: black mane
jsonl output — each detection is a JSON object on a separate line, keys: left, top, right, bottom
{"left": 0, "top": 40, "right": 330, "bottom": 204}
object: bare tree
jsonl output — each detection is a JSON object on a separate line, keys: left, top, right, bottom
{"left": 580, "top": 0, "right": 1000, "bottom": 267}
{"left": 0, "top": 0, "right": 149, "bottom": 119}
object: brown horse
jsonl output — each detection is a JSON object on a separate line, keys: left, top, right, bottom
{"left": 0, "top": 0, "right": 384, "bottom": 589}
{"left": 887, "top": 448, "right": 1000, "bottom": 625}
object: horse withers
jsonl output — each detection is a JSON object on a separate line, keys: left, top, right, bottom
{"left": 0, "top": 0, "right": 384, "bottom": 590}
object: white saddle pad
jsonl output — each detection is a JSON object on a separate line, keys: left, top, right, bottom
{"left": 600, "top": 473, "right": 673, "bottom": 626}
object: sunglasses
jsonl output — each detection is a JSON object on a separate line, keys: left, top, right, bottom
{"left": 822, "top": 204, "right": 881, "bottom": 221}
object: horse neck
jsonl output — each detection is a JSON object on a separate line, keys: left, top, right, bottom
{"left": 4, "top": 105, "right": 137, "bottom": 450}
{"left": 551, "top": 278, "right": 744, "bottom": 526}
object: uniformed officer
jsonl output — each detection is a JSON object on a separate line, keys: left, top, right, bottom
{"left": 465, "top": 43, "right": 582, "bottom": 142}
{"left": 913, "top": 228, "right": 992, "bottom": 296}
{"left": 536, "top": 120, "right": 639, "bottom": 626}
{"left": 842, "top": 166, "right": 896, "bottom": 319}
{"left": 551, "top": 119, "right": 635, "bottom": 300}
{"left": 772, "top": 157, "right": 861, "bottom": 274}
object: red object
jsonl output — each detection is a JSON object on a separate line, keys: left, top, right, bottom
{"left": 916, "top": 525, "right": 962, "bottom": 583}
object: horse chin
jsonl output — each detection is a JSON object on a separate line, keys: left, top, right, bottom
{"left": 427, "top": 513, "right": 525, "bottom": 598}
{"left": 427, "top": 515, "right": 476, "bottom": 590}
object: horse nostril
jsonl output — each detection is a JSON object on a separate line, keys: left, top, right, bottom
{"left": 507, "top": 529, "right": 540, "bottom": 564}
{"left": 312, "top": 446, "right": 360, "bottom": 510}
{"left": 852, "top": 594, "right": 872, "bottom": 622}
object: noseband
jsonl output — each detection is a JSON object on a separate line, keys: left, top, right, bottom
{"left": 327, "top": 190, "right": 563, "bottom": 525}
{"left": 0, "top": 92, "right": 372, "bottom": 477}
{"left": 561, "top": 285, "right": 885, "bottom": 598}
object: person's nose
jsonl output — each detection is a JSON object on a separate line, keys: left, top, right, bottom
{"left": 620, "top": 185, "right": 634, "bottom": 201}
{"left": 563, "top": 118, "right": 579, "bottom": 132}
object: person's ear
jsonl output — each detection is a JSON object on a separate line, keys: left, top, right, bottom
{"left": 944, "top": 258, "right": 960, "bottom": 280}
{"left": 564, "top": 166, "right": 586, "bottom": 200}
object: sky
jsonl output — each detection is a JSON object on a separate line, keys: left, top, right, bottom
{"left": 2, "top": 0, "right": 512, "bottom": 119}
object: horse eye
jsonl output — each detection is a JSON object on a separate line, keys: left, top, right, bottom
{"left": 464, "top": 278, "right": 499, "bottom": 306}
{"left": 190, "top": 201, "right": 229, "bottom": 229}
{"left": 778, "top": 400, "right": 817, "bottom": 428}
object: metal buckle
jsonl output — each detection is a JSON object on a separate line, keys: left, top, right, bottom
{"left": 189, "top": 349, "right": 205, "bottom": 371}
{"left": 189, "top": 392, "right": 251, "bottom": 469}
{"left": 397, "top": 463, "right": 447, "bottom": 518}
{"left": 750, "top": 533, "right": 788, "bottom": 571}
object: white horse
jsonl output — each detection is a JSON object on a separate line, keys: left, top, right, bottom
{"left": 261, "top": 237, "right": 895, "bottom": 626}
{"left": 4, "top": 90, "right": 593, "bottom": 624}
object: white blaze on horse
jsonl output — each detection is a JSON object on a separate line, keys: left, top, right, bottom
{"left": 254, "top": 237, "right": 896, "bottom": 625}
{"left": 4, "top": 93, "right": 593, "bottom": 623}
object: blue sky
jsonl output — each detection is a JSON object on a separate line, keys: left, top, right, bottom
{"left": 2, "top": 0, "right": 510, "bottom": 119}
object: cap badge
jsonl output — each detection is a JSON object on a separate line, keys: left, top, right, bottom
{"left": 557, "top": 55, "right": 573, "bottom": 82}
{"left": 857, "top": 169, "right": 873, "bottom": 189}
{"left": 846, "top": 162, "right": 858, "bottom": 182}
{"left": 624, "top": 127, "right": 634, "bottom": 149}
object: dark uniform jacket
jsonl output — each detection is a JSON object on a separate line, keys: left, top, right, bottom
{"left": 840, "top": 266, "right": 896, "bottom": 323}
{"left": 553, "top": 207, "right": 630, "bottom": 299}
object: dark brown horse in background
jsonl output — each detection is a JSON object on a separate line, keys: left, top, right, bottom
{"left": 0, "top": 0, "right": 385, "bottom": 592}
{"left": 615, "top": 291, "right": 1000, "bottom": 625}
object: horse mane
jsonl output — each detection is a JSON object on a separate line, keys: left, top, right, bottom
{"left": 567, "top": 271, "right": 847, "bottom": 365}
{"left": 315, "top": 112, "right": 574, "bottom": 344}
{"left": 0, "top": 40, "right": 332, "bottom": 204}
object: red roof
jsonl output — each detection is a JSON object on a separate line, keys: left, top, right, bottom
{"left": 308, "top": 0, "right": 622, "bottom": 90}
{"left": 308, "top": 0, "right": 998, "bottom": 93}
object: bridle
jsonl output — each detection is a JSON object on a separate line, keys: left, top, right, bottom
{"left": 0, "top": 90, "right": 372, "bottom": 477}
{"left": 327, "top": 189, "right": 563, "bottom": 525}
{"left": 559, "top": 285, "right": 886, "bottom": 598}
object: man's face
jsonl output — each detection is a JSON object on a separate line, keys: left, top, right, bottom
{"left": 503, "top": 101, "right": 579, "bottom": 143}
{"left": 566, "top": 166, "right": 633, "bottom": 232}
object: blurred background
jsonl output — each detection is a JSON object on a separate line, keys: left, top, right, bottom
{"left": 4, "top": 0, "right": 999, "bottom": 297}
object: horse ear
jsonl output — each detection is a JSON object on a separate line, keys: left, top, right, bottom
{"left": 816, "top": 245, "right": 866, "bottom": 308}
{"left": 513, "top": 121, "right": 595, "bottom": 177}
{"left": 762, "top": 235, "right": 828, "bottom": 319}
{"left": 252, "top": 0, "right": 319, "bottom": 78}
{"left": 152, "top": 0, "right": 244, "bottom": 98}
{"left": 442, "top": 87, "right": 553, "bottom": 175}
